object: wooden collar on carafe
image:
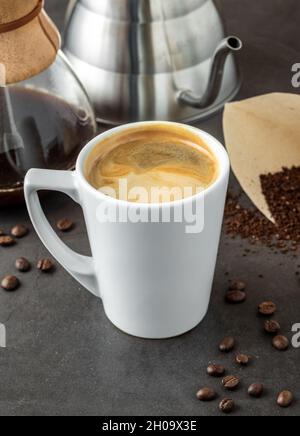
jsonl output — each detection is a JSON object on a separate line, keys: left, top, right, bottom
{"left": 0, "top": 0, "right": 44, "bottom": 34}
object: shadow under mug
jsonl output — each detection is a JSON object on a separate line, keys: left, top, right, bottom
{"left": 24, "top": 121, "right": 230, "bottom": 339}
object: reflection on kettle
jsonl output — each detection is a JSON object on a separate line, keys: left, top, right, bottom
{"left": 64, "top": 0, "right": 242, "bottom": 125}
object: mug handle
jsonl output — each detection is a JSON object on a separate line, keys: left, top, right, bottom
{"left": 24, "top": 169, "right": 100, "bottom": 298}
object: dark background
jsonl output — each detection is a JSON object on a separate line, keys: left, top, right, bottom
{"left": 0, "top": 0, "right": 299, "bottom": 416}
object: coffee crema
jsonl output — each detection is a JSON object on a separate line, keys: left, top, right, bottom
{"left": 85, "top": 124, "right": 219, "bottom": 203}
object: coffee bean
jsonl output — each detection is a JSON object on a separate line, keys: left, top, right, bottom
{"left": 219, "top": 337, "right": 235, "bottom": 353}
{"left": 57, "top": 218, "right": 74, "bottom": 232}
{"left": 235, "top": 354, "right": 250, "bottom": 366}
{"left": 229, "top": 281, "right": 246, "bottom": 291}
{"left": 1, "top": 275, "right": 20, "bottom": 291}
{"left": 15, "top": 257, "right": 31, "bottom": 272}
{"left": 222, "top": 375, "right": 240, "bottom": 390}
{"left": 264, "top": 320, "right": 281, "bottom": 334}
{"left": 77, "top": 108, "right": 88, "bottom": 121}
{"left": 37, "top": 259, "right": 54, "bottom": 272}
{"left": 277, "top": 391, "right": 293, "bottom": 408}
{"left": 0, "top": 229, "right": 4, "bottom": 236}
{"left": 219, "top": 398, "right": 234, "bottom": 414}
{"left": 196, "top": 387, "right": 217, "bottom": 401}
{"left": 248, "top": 383, "right": 264, "bottom": 398}
{"left": 226, "top": 290, "right": 247, "bottom": 304}
{"left": 11, "top": 224, "right": 28, "bottom": 238}
{"left": 258, "top": 301, "right": 277, "bottom": 316}
{"left": 272, "top": 335, "right": 289, "bottom": 351}
{"left": 0, "top": 235, "right": 16, "bottom": 247}
{"left": 207, "top": 364, "right": 225, "bottom": 377}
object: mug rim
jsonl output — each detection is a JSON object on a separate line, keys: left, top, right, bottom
{"left": 76, "top": 121, "right": 230, "bottom": 209}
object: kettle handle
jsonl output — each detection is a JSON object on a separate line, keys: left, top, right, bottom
{"left": 65, "top": 0, "right": 77, "bottom": 24}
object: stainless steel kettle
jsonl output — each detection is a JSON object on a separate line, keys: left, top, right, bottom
{"left": 64, "top": 0, "right": 242, "bottom": 126}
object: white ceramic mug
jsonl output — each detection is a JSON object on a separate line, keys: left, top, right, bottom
{"left": 24, "top": 122, "right": 230, "bottom": 339}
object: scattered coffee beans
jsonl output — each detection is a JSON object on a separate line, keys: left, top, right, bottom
{"left": 219, "top": 398, "right": 235, "bottom": 414}
{"left": 1, "top": 275, "right": 20, "bottom": 291}
{"left": 196, "top": 387, "right": 217, "bottom": 402}
{"left": 258, "top": 301, "right": 277, "bottom": 316}
{"left": 57, "top": 218, "right": 74, "bottom": 232}
{"left": 229, "top": 281, "right": 246, "bottom": 291}
{"left": 0, "top": 235, "right": 16, "bottom": 247}
{"left": 37, "top": 259, "right": 54, "bottom": 273}
{"left": 219, "top": 337, "right": 235, "bottom": 353}
{"left": 272, "top": 335, "right": 289, "bottom": 351}
{"left": 264, "top": 320, "right": 281, "bottom": 334}
{"left": 226, "top": 290, "right": 247, "bottom": 304}
{"left": 207, "top": 364, "right": 225, "bottom": 377}
{"left": 15, "top": 257, "right": 31, "bottom": 273}
{"left": 11, "top": 224, "right": 28, "bottom": 238}
{"left": 277, "top": 391, "right": 294, "bottom": 408}
{"left": 248, "top": 383, "right": 264, "bottom": 398}
{"left": 222, "top": 375, "right": 240, "bottom": 390}
{"left": 235, "top": 354, "right": 250, "bottom": 366}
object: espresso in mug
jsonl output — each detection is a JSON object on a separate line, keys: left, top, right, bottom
{"left": 85, "top": 124, "right": 219, "bottom": 203}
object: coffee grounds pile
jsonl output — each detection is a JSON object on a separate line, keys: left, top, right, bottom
{"left": 261, "top": 167, "right": 300, "bottom": 244}
{"left": 224, "top": 166, "right": 300, "bottom": 253}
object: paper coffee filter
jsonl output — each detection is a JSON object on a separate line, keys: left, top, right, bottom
{"left": 0, "top": 0, "right": 60, "bottom": 84}
{"left": 223, "top": 93, "right": 300, "bottom": 221}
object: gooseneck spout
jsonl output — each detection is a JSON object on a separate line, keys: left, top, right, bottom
{"left": 178, "top": 36, "right": 242, "bottom": 110}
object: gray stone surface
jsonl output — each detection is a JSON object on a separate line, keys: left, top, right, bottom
{"left": 0, "top": 0, "right": 299, "bottom": 416}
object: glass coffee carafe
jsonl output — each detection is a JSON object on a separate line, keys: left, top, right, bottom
{"left": 0, "top": 50, "right": 96, "bottom": 206}
{"left": 0, "top": 0, "right": 96, "bottom": 206}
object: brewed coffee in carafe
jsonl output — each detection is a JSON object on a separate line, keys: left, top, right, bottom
{"left": 0, "top": 87, "right": 95, "bottom": 196}
{"left": 0, "top": 0, "right": 96, "bottom": 205}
